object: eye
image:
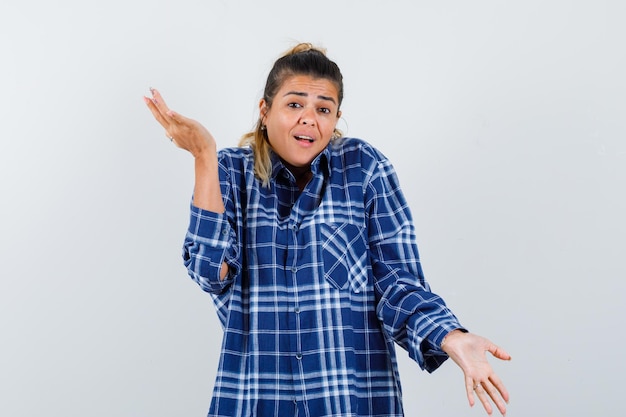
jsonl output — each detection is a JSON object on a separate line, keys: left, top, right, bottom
{"left": 318, "top": 107, "right": 331, "bottom": 114}
{"left": 288, "top": 102, "right": 302, "bottom": 109}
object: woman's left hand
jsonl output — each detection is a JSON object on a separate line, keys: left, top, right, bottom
{"left": 441, "top": 330, "right": 511, "bottom": 415}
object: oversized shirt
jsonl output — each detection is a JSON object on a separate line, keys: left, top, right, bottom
{"left": 183, "top": 137, "right": 464, "bottom": 417}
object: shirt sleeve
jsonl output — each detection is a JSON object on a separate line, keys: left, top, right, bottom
{"left": 364, "top": 148, "right": 465, "bottom": 373}
{"left": 182, "top": 157, "right": 241, "bottom": 294}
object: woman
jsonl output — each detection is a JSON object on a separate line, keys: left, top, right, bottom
{"left": 145, "top": 43, "right": 510, "bottom": 417}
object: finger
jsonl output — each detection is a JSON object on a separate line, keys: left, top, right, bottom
{"left": 483, "top": 381, "right": 508, "bottom": 415}
{"left": 465, "top": 376, "right": 475, "bottom": 407}
{"left": 144, "top": 96, "right": 170, "bottom": 129}
{"left": 149, "top": 88, "right": 176, "bottom": 125}
{"left": 488, "top": 344, "right": 512, "bottom": 361}
{"left": 166, "top": 108, "right": 192, "bottom": 126}
{"left": 474, "top": 384, "right": 494, "bottom": 415}
{"left": 489, "top": 374, "right": 510, "bottom": 404}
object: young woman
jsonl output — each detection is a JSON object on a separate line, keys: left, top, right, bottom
{"left": 145, "top": 43, "right": 510, "bottom": 417}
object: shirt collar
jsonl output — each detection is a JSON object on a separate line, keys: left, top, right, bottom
{"left": 269, "top": 143, "right": 332, "bottom": 182}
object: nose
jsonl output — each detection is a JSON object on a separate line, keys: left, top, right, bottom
{"left": 300, "top": 108, "right": 315, "bottom": 126}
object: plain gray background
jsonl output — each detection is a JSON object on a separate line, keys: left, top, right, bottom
{"left": 1, "top": 1, "right": 624, "bottom": 416}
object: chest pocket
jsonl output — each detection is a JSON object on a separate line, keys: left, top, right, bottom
{"left": 320, "top": 222, "right": 369, "bottom": 293}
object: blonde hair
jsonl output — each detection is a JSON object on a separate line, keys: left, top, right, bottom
{"left": 238, "top": 43, "right": 344, "bottom": 187}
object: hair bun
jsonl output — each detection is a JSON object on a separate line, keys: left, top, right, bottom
{"left": 284, "top": 42, "right": 327, "bottom": 56}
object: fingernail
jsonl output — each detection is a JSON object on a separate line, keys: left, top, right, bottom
{"left": 149, "top": 86, "right": 155, "bottom": 94}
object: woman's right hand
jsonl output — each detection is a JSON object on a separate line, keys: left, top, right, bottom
{"left": 144, "top": 87, "right": 225, "bottom": 215}
{"left": 144, "top": 88, "right": 217, "bottom": 159}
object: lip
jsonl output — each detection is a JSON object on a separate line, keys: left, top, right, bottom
{"left": 293, "top": 133, "right": 316, "bottom": 146}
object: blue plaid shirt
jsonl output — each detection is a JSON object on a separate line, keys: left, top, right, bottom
{"left": 183, "top": 137, "right": 463, "bottom": 417}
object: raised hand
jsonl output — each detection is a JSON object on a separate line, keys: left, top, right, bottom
{"left": 143, "top": 88, "right": 225, "bottom": 214}
{"left": 144, "top": 88, "right": 217, "bottom": 158}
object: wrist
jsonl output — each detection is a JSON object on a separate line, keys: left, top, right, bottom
{"left": 193, "top": 145, "right": 217, "bottom": 162}
{"left": 440, "top": 329, "right": 466, "bottom": 351}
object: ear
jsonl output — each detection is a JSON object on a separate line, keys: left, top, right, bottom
{"left": 336, "top": 110, "right": 342, "bottom": 119}
{"left": 259, "top": 99, "right": 268, "bottom": 120}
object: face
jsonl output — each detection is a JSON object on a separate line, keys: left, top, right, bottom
{"left": 260, "top": 75, "right": 341, "bottom": 175}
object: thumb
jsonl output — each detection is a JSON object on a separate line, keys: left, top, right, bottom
{"left": 166, "top": 109, "right": 181, "bottom": 121}
{"left": 167, "top": 110, "right": 195, "bottom": 128}
{"left": 488, "top": 344, "right": 512, "bottom": 361}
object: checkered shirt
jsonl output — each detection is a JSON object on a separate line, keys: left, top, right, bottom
{"left": 183, "top": 137, "right": 463, "bottom": 417}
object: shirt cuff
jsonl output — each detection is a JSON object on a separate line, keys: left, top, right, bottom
{"left": 183, "top": 203, "right": 236, "bottom": 293}
{"left": 188, "top": 203, "right": 232, "bottom": 246}
{"left": 429, "top": 326, "right": 468, "bottom": 350}
{"left": 410, "top": 321, "right": 467, "bottom": 373}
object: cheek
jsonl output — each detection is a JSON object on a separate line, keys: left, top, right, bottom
{"left": 266, "top": 125, "right": 287, "bottom": 145}
{"left": 322, "top": 120, "right": 338, "bottom": 137}
{"left": 267, "top": 114, "right": 292, "bottom": 136}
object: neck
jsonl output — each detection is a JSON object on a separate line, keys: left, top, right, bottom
{"left": 293, "top": 169, "right": 312, "bottom": 191}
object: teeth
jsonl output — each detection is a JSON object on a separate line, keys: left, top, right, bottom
{"left": 296, "top": 135, "right": 314, "bottom": 143}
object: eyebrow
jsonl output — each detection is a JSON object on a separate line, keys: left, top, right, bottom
{"left": 283, "top": 91, "right": 337, "bottom": 105}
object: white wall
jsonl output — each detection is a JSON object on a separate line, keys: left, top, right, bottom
{"left": 1, "top": 1, "right": 624, "bottom": 416}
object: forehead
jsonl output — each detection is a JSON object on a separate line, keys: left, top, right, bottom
{"left": 276, "top": 75, "right": 339, "bottom": 102}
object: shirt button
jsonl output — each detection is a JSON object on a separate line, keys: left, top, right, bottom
{"left": 221, "top": 229, "right": 228, "bottom": 236}
{"left": 294, "top": 306, "right": 300, "bottom": 313}
{"left": 291, "top": 266, "right": 297, "bottom": 273}
{"left": 295, "top": 353, "right": 302, "bottom": 360}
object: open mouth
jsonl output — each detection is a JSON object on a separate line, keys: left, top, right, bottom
{"left": 295, "top": 135, "right": 314, "bottom": 143}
